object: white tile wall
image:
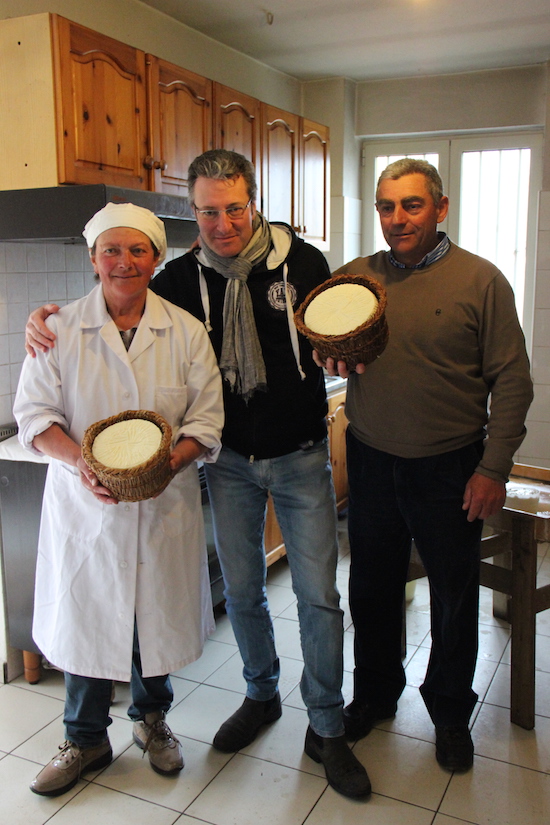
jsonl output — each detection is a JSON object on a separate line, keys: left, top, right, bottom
{"left": 520, "top": 191, "right": 550, "bottom": 470}
{"left": 0, "top": 242, "right": 187, "bottom": 427}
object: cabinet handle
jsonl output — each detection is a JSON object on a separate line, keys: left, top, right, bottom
{"left": 143, "top": 157, "right": 168, "bottom": 171}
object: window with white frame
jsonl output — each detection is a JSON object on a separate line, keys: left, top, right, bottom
{"left": 362, "top": 133, "right": 542, "bottom": 350}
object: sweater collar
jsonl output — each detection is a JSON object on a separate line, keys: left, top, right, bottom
{"left": 389, "top": 232, "right": 450, "bottom": 270}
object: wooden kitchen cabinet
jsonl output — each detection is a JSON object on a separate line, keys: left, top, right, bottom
{"left": 264, "top": 496, "right": 286, "bottom": 566}
{"left": 53, "top": 16, "right": 149, "bottom": 189}
{"left": 1, "top": 14, "right": 212, "bottom": 193}
{"left": 213, "top": 83, "right": 262, "bottom": 198}
{"left": 261, "top": 107, "right": 330, "bottom": 251}
{"left": 1, "top": 13, "right": 329, "bottom": 243}
{"left": 146, "top": 57, "right": 212, "bottom": 197}
{"left": 261, "top": 104, "right": 301, "bottom": 231}
{"left": 301, "top": 119, "right": 330, "bottom": 250}
{"left": 0, "top": 13, "right": 73, "bottom": 190}
{"left": 0, "top": 13, "right": 149, "bottom": 191}
{"left": 326, "top": 388, "right": 348, "bottom": 511}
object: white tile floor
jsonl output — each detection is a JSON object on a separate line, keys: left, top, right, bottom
{"left": 2, "top": 519, "right": 550, "bottom": 825}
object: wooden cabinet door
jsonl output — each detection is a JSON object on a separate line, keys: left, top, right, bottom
{"left": 261, "top": 104, "right": 300, "bottom": 228}
{"left": 52, "top": 15, "right": 149, "bottom": 189}
{"left": 146, "top": 57, "right": 212, "bottom": 196}
{"left": 327, "top": 389, "right": 348, "bottom": 511}
{"left": 300, "top": 119, "right": 330, "bottom": 250}
{"left": 213, "top": 83, "right": 262, "bottom": 199}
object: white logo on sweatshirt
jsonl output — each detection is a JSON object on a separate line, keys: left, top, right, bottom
{"left": 268, "top": 281, "right": 297, "bottom": 311}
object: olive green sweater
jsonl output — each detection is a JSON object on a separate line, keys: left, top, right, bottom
{"left": 334, "top": 243, "right": 533, "bottom": 482}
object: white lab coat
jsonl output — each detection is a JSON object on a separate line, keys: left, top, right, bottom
{"left": 14, "top": 285, "right": 223, "bottom": 680}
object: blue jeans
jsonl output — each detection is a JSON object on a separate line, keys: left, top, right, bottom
{"left": 347, "top": 431, "right": 483, "bottom": 728}
{"left": 204, "top": 442, "right": 344, "bottom": 738}
{"left": 64, "top": 625, "right": 173, "bottom": 747}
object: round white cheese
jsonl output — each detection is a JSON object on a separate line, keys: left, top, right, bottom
{"left": 92, "top": 418, "right": 162, "bottom": 469}
{"left": 304, "top": 283, "right": 378, "bottom": 336}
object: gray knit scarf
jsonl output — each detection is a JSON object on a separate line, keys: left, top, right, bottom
{"left": 200, "top": 212, "right": 272, "bottom": 401}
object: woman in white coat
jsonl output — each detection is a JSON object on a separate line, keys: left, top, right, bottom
{"left": 14, "top": 203, "right": 223, "bottom": 797}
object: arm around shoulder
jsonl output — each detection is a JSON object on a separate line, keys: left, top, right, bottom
{"left": 25, "top": 303, "right": 60, "bottom": 357}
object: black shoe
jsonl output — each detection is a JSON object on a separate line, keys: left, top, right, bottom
{"left": 212, "top": 693, "right": 282, "bottom": 752}
{"left": 343, "top": 699, "right": 397, "bottom": 741}
{"left": 435, "top": 725, "right": 474, "bottom": 772}
{"left": 304, "top": 726, "right": 371, "bottom": 800}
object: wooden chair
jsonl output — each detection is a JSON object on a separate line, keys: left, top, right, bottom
{"left": 406, "top": 464, "right": 550, "bottom": 730}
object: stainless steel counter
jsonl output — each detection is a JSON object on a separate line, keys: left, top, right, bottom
{"left": 324, "top": 373, "right": 347, "bottom": 395}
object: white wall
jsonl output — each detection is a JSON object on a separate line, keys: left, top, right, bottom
{"left": 525, "top": 190, "right": 550, "bottom": 468}
{"left": 355, "top": 65, "right": 547, "bottom": 137}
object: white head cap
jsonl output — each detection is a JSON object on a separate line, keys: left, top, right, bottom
{"left": 82, "top": 202, "right": 167, "bottom": 265}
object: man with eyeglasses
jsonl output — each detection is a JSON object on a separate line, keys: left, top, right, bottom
{"left": 24, "top": 149, "right": 371, "bottom": 801}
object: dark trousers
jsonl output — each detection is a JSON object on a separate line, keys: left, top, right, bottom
{"left": 346, "top": 430, "right": 483, "bottom": 727}
{"left": 64, "top": 624, "right": 173, "bottom": 747}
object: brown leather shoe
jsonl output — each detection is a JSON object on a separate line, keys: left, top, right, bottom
{"left": 212, "top": 693, "right": 282, "bottom": 752}
{"left": 30, "top": 739, "right": 112, "bottom": 797}
{"left": 435, "top": 725, "right": 474, "bottom": 772}
{"left": 133, "top": 711, "right": 184, "bottom": 775}
{"left": 304, "top": 726, "right": 372, "bottom": 800}
{"left": 343, "top": 699, "right": 397, "bottom": 741}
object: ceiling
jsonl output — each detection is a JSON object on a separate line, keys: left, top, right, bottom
{"left": 139, "top": 0, "right": 550, "bottom": 82}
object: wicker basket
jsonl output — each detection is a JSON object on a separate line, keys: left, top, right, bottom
{"left": 294, "top": 273, "right": 389, "bottom": 369}
{"left": 82, "top": 410, "right": 173, "bottom": 502}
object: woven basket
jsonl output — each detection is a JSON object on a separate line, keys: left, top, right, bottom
{"left": 82, "top": 410, "right": 172, "bottom": 502}
{"left": 294, "top": 273, "right": 389, "bottom": 369}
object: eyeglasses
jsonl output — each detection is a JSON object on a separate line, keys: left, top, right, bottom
{"left": 193, "top": 199, "right": 252, "bottom": 222}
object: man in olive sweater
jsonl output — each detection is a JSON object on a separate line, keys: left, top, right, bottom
{"left": 317, "top": 158, "right": 533, "bottom": 772}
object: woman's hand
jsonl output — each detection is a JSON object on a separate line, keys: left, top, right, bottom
{"left": 169, "top": 436, "right": 206, "bottom": 474}
{"left": 76, "top": 455, "right": 119, "bottom": 505}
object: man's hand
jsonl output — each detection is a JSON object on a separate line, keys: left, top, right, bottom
{"left": 76, "top": 456, "right": 119, "bottom": 505}
{"left": 312, "top": 350, "right": 366, "bottom": 378}
{"left": 462, "top": 472, "right": 506, "bottom": 522}
{"left": 25, "top": 304, "right": 59, "bottom": 357}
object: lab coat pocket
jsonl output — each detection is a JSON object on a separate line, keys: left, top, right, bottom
{"left": 49, "top": 462, "right": 104, "bottom": 539}
{"left": 154, "top": 386, "right": 188, "bottom": 432}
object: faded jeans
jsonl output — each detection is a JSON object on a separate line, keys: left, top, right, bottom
{"left": 204, "top": 441, "right": 345, "bottom": 737}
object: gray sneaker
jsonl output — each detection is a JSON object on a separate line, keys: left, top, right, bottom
{"left": 133, "top": 711, "right": 184, "bottom": 775}
{"left": 30, "top": 739, "right": 112, "bottom": 797}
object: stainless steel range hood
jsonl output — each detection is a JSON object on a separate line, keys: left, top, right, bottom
{"left": 0, "top": 184, "right": 198, "bottom": 247}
